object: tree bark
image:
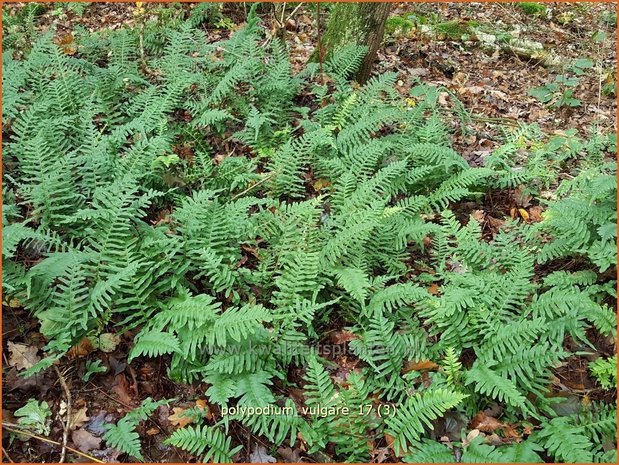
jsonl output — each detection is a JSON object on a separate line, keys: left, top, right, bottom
{"left": 319, "top": 2, "right": 391, "bottom": 83}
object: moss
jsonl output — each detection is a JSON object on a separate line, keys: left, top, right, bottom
{"left": 519, "top": 2, "right": 547, "bottom": 16}
{"left": 385, "top": 15, "right": 415, "bottom": 37}
{"left": 434, "top": 21, "right": 476, "bottom": 40}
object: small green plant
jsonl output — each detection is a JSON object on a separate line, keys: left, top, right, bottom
{"left": 14, "top": 399, "right": 52, "bottom": 435}
{"left": 82, "top": 359, "right": 108, "bottom": 382}
{"left": 528, "top": 75, "right": 581, "bottom": 107}
{"left": 519, "top": 2, "right": 547, "bottom": 17}
{"left": 528, "top": 58, "right": 593, "bottom": 108}
{"left": 215, "top": 16, "right": 235, "bottom": 30}
{"left": 589, "top": 355, "right": 617, "bottom": 389}
{"left": 103, "top": 398, "right": 171, "bottom": 461}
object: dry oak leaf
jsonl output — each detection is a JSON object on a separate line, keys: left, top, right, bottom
{"left": 329, "top": 330, "right": 359, "bottom": 344}
{"left": 403, "top": 359, "right": 439, "bottom": 373}
{"left": 168, "top": 407, "right": 193, "bottom": 428}
{"left": 8, "top": 342, "right": 40, "bottom": 371}
{"left": 71, "top": 406, "right": 90, "bottom": 430}
{"left": 427, "top": 283, "right": 440, "bottom": 295}
{"left": 60, "top": 402, "right": 89, "bottom": 430}
{"left": 72, "top": 428, "right": 101, "bottom": 452}
{"left": 470, "top": 411, "right": 520, "bottom": 440}
{"left": 91, "top": 333, "right": 121, "bottom": 353}
{"left": 528, "top": 206, "right": 544, "bottom": 223}
{"left": 470, "top": 411, "right": 506, "bottom": 433}
{"left": 68, "top": 337, "right": 95, "bottom": 359}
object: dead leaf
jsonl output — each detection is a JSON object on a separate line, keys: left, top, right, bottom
{"left": 471, "top": 210, "right": 485, "bottom": 222}
{"left": 112, "top": 374, "right": 135, "bottom": 406}
{"left": 72, "top": 429, "right": 101, "bottom": 452}
{"left": 427, "top": 284, "right": 440, "bottom": 295}
{"left": 487, "top": 216, "right": 506, "bottom": 233}
{"left": 68, "top": 337, "right": 95, "bottom": 359}
{"left": 91, "top": 333, "right": 121, "bottom": 353}
{"left": 470, "top": 411, "right": 506, "bottom": 433}
{"left": 56, "top": 32, "right": 77, "bottom": 55}
{"left": 371, "top": 446, "right": 391, "bottom": 463}
{"left": 384, "top": 432, "right": 396, "bottom": 450}
{"left": 312, "top": 178, "right": 331, "bottom": 192}
{"left": 518, "top": 208, "right": 529, "bottom": 222}
{"left": 168, "top": 407, "right": 193, "bottom": 428}
{"left": 329, "top": 330, "right": 359, "bottom": 344}
{"left": 146, "top": 427, "right": 160, "bottom": 436}
{"left": 528, "top": 206, "right": 544, "bottom": 223}
{"left": 8, "top": 342, "right": 40, "bottom": 371}
{"left": 195, "top": 399, "right": 212, "bottom": 420}
{"left": 61, "top": 403, "right": 89, "bottom": 430}
{"left": 277, "top": 447, "right": 301, "bottom": 463}
{"left": 463, "top": 428, "right": 481, "bottom": 447}
{"left": 470, "top": 411, "right": 520, "bottom": 441}
{"left": 249, "top": 444, "right": 276, "bottom": 463}
{"left": 403, "top": 359, "right": 439, "bottom": 373}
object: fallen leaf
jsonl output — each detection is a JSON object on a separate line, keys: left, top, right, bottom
{"left": 112, "top": 374, "right": 135, "bottom": 406}
{"left": 528, "top": 206, "right": 544, "bottom": 223}
{"left": 471, "top": 210, "right": 485, "bottom": 222}
{"left": 277, "top": 447, "right": 301, "bottom": 463}
{"left": 68, "top": 337, "right": 95, "bottom": 359}
{"left": 249, "top": 444, "right": 276, "bottom": 463}
{"left": 518, "top": 208, "right": 529, "bottom": 222}
{"left": 427, "top": 283, "right": 440, "bottom": 295}
{"left": 470, "top": 411, "right": 506, "bottom": 433}
{"left": 168, "top": 407, "right": 193, "bottom": 428}
{"left": 470, "top": 411, "right": 520, "bottom": 441}
{"left": 55, "top": 32, "right": 77, "bottom": 55}
{"left": 371, "top": 446, "right": 391, "bottom": 463}
{"left": 463, "top": 428, "right": 481, "bottom": 447}
{"left": 72, "top": 428, "right": 101, "bottom": 452}
{"left": 85, "top": 411, "right": 110, "bottom": 436}
{"left": 8, "top": 342, "right": 40, "bottom": 371}
{"left": 195, "top": 399, "right": 212, "bottom": 420}
{"left": 487, "top": 216, "right": 506, "bottom": 233}
{"left": 329, "top": 330, "right": 359, "bottom": 344}
{"left": 403, "top": 359, "right": 439, "bottom": 373}
{"left": 91, "top": 333, "right": 121, "bottom": 353}
{"left": 312, "top": 178, "right": 331, "bottom": 192}
{"left": 384, "top": 432, "right": 396, "bottom": 450}
{"left": 70, "top": 406, "right": 90, "bottom": 430}
{"left": 146, "top": 427, "right": 160, "bottom": 436}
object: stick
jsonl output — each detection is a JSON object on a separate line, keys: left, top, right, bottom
{"left": 231, "top": 173, "right": 274, "bottom": 200}
{"left": 54, "top": 366, "right": 71, "bottom": 463}
{"left": 2, "top": 447, "right": 14, "bottom": 463}
{"left": 2, "top": 424, "right": 104, "bottom": 464}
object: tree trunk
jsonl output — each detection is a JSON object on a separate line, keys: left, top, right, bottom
{"left": 319, "top": 2, "right": 391, "bottom": 83}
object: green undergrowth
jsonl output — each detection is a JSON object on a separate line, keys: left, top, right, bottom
{"left": 2, "top": 4, "right": 617, "bottom": 463}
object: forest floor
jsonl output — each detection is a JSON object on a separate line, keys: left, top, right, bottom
{"left": 2, "top": 2, "right": 617, "bottom": 463}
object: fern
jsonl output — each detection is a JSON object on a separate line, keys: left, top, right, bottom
{"left": 4, "top": 8, "right": 616, "bottom": 462}
{"left": 165, "top": 424, "right": 242, "bottom": 463}
{"left": 385, "top": 388, "right": 467, "bottom": 454}
{"left": 104, "top": 398, "right": 170, "bottom": 462}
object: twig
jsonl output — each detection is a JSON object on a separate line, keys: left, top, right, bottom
{"left": 54, "top": 366, "right": 71, "bottom": 464}
{"left": 2, "top": 447, "right": 14, "bottom": 463}
{"left": 285, "top": 2, "right": 304, "bottom": 24}
{"left": 470, "top": 114, "right": 521, "bottom": 127}
{"left": 231, "top": 173, "right": 274, "bottom": 200}
{"left": 1, "top": 424, "right": 104, "bottom": 464}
